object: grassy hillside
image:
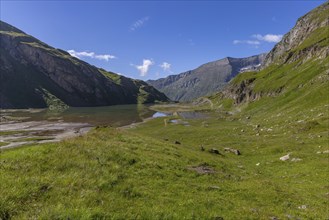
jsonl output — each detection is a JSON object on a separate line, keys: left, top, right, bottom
{"left": 1, "top": 108, "right": 328, "bottom": 219}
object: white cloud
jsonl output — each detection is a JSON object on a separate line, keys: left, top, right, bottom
{"left": 160, "top": 62, "right": 171, "bottom": 72}
{"left": 94, "top": 54, "right": 116, "bottom": 61}
{"left": 68, "top": 50, "right": 94, "bottom": 58}
{"left": 67, "top": 50, "right": 116, "bottom": 61}
{"left": 252, "top": 34, "right": 283, "bottom": 43}
{"left": 130, "top": 16, "right": 149, "bottom": 31}
{"left": 233, "top": 33, "right": 283, "bottom": 47}
{"left": 233, "top": 40, "right": 260, "bottom": 45}
{"left": 135, "top": 59, "right": 154, "bottom": 76}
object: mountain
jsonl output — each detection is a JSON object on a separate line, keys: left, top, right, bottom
{"left": 209, "top": 2, "right": 328, "bottom": 115}
{"left": 147, "top": 54, "right": 266, "bottom": 102}
{"left": 0, "top": 21, "right": 169, "bottom": 109}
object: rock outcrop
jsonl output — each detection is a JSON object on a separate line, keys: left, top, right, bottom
{"left": 262, "top": 2, "right": 329, "bottom": 67}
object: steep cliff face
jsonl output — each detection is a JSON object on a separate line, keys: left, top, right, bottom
{"left": 219, "top": 2, "right": 329, "bottom": 106}
{"left": 147, "top": 54, "right": 266, "bottom": 102}
{"left": 263, "top": 2, "right": 329, "bottom": 67}
{"left": 0, "top": 21, "right": 169, "bottom": 109}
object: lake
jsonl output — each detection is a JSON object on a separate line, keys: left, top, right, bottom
{"left": 0, "top": 104, "right": 208, "bottom": 149}
{"left": 1, "top": 104, "right": 159, "bottom": 127}
{"left": 0, "top": 104, "right": 163, "bottom": 149}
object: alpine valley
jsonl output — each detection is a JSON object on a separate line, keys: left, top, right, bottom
{"left": 0, "top": 2, "right": 328, "bottom": 220}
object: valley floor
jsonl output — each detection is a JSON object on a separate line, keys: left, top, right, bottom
{"left": 0, "top": 104, "right": 328, "bottom": 219}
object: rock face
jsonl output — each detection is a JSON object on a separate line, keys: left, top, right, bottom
{"left": 263, "top": 2, "right": 329, "bottom": 67}
{"left": 147, "top": 54, "right": 266, "bottom": 102}
{"left": 0, "top": 21, "right": 169, "bottom": 109}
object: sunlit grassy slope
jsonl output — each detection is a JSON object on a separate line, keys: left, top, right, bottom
{"left": 1, "top": 108, "right": 328, "bottom": 219}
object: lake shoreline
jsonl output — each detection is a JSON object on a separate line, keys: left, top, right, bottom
{"left": 0, "top": 105, "right": 158, "bottom": 150}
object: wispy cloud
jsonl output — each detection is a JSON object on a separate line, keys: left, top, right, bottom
{"left": 233, "top": 40, "right": 260, "bottom": 45}
{"left": 233, "top": 33, "right": 283, "bottom": 47}
{"left": 130, "top": 16, "right": 149, "bottom": 31}
{"left": 134, "top": 59, "right": 154, "bottom": 76}
{"left": 252, "top": 34, "right": 283, "bottom": 43}
{"left": 160, "top": 62, "right": 172, "bottom": 72}
{"left": 67, "top": 50, "right": 116, "bottom": 61}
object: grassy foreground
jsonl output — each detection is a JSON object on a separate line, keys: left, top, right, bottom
{"left": 1, "top": 104, "right": 328, "bottom": 219}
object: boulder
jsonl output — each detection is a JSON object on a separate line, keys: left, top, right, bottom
{"left": 280, "top": 153, "right": 290, "bottom": 161}
{"left": 209, "top": 148, "right": 221, "bottom": 155}
{"left": 174, "top": 141, "right": 181, "bottom": 145}
{"left": 224, "top": 147, "right": 241, "bottom": 155}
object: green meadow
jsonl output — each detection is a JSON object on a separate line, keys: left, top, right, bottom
{"left": 1, "top": 97, "right": 328, "bottom": 219}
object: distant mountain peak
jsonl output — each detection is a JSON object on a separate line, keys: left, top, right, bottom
{"left": 147, "top": 54, "right": 266, "bottom": 102}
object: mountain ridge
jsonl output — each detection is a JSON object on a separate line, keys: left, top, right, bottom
{"left": 0, "top": 21, "right": 169, "bottom": 109}
{"left": 147, "top": 54, "right": 266, "bottom": 102}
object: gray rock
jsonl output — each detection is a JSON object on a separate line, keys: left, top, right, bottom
{"left": 291, "top": 158, "right": 302, "bottom": 162}
{"left": 224, "top": 147, "right": 241, "bottom": 155}
{"left": 280, "top": 154, "right": 290, "bottom": 161}
{"left": 209, "top": 148, "right": 221, "bottom": 155}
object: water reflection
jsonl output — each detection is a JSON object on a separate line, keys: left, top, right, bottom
{"left": 152, "top": 112, "right": 168, "bottom": 118}
{"left": 1, "top": 104, "right": 157, "bottom": 127}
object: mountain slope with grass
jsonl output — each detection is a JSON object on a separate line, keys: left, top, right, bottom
{"left": 208, "top": 1, "right": 328, "bottom": 116}
{"left": 147, "top": 54, "right": 266, "bottom": 102}
{"left": 0, "top": 21, "right": 169, "bottom": 109}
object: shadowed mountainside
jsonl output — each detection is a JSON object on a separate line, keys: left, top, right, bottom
{"left": 0, "top": 21, "right": 169, "bottom": 109}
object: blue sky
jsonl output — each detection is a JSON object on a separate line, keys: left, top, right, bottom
{"left": 1, "top": 1, "right": 325, "bottom": 80}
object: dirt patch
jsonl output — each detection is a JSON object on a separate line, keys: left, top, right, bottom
{"left": 188, "top": 164, "right": 216, "bottom": 174}
{"left": 0, "top": 120, "right": 92, "bottom": 150}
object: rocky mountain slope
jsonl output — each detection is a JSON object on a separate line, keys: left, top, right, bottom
{"left": 262, "top": 2, "right": 328, "bottom": 68}
{"left": 147, "top": 54, "right": 266, "bottom": 102}
{"left": 208, "top": 2, "right": 328, "bottom": 117}
{"left": 0, "top": 21, "right": 169, "bottom": 109}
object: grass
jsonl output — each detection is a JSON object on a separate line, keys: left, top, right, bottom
{"left": 293, "top": 26, "right": 329, "bottom": 51}
{"left": 39, "top": 88, "right": 69, "bottom": 111}
{"left": 1, "top": 103, "right": 328, "bottom": 219}
{"left": 1, "top": 4, "right": 328, "bottom": 219}
{"left": 0, "top": 130, "right": 29, "bottom": 136}
{"left": 3, "top": 39, "right": 327, "bottom": 220}
{"left": 0, "top": 142, "right": 10, "bottom": 147}
{"left": 99, "top": 69, "right": 122, "bottom": 85}
{"left": 1, "top": 36, "right": 328, "bottom": 219}
{"left": 11, "top": 136, "right": 54, "bottom": 142}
